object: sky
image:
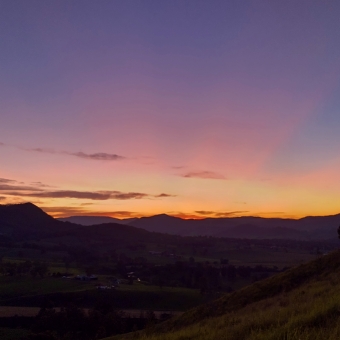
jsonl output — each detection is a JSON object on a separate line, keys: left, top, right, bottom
{"left": 1, "top": 0, "right": 340, "bottom": 219}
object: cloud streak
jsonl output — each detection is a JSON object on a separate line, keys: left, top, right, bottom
{"left": 195, "top": 210, "right": 249, "bottom": 217}
{"left": 156, "top": 193, "right": 176, "bottom": 198}
{"left": 213, "top": 211, "right": 249, "bottom": 217}
{"left": 70, "top": 152, "right": 124, "bottom": 161}
{"left": 195, "top": 211, "right": 216, "bottom": 215}
{"left": 181, "top": 171, "right": 226, "bottom": 180}
{"left": 0, "top": 142, "right": 127, "bottom": 161}
{"left": 0, "top": 184, "right": 44, "bottom": 191}
{"left": 2, "top": 190, "right": 162, "bottom": 200}
{"left": 172, "top": 210, "right": 249, "bottom": 219}
{"left": 0, "top": 179, "right": 175, "bottom": 201}
{"left": 27, "top": 148, "right": 126, "bottom": 161}
{"left": 0, "top": 178, "right": 17, "bottom": 184}
{"left": 41, "top": 206, "right": 140, "bottom": 218}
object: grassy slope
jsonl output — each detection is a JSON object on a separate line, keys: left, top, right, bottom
{"left": 105, "top": 250, "right": 340, "bottom": 340}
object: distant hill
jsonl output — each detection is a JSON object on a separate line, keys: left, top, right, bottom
{"left": 0, "top": 203, "right": 174, "bottom": 246}
{"left": 58, "top": 216, "right": 135, "bottom": 226}
{"left": 104, "top": 249, "right": 340, "bottom": 340}
{"left": 128, "top": 214, "right": 340, "bottom": 240}
{"left": 1, "top": 202, "right": 339, "bottom": 242}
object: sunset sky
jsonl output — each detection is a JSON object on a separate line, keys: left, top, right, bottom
{"left": 1, "top": 1, "right": 340, "bottom": 219}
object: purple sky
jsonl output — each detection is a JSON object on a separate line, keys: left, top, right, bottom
{"left": 1, "top": 1, "right": 340, "bottom": 218}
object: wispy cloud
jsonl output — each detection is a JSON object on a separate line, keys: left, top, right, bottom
{"left": 69, "top": 151, "right": 125, "bottom": 161}
{"left": 28, "top": 148, "right": 57, "bottom": 154}
{"left": 156, "top": 193, "right": 176, "bottom": 198}
{"left": 3, "top": 190, "right": 149, "bottom": 201}
{"left": 27, "top": 147, "right": 126, "bottom": 161}
{"left": 17, "top": 190, "right": 114, "bottom": 200}
{"left": 41, "top": 206, "right": 140, "bottom": 218}
{"left": 0, "top": 178, "right": 17, "bottom": 184}
{"left": 213, "top": 211, "right": 248, "bottom": 217}
{"left": 38, "top": 206, "right": 87, "bottom": 216}
{"left": 0, "top": 178, "right": 52, "bottom": 192}
{"left": 0, "top": 184, "right": 44, "bottom": 191}
{"left": 0, "top": 179, "right": 175, "bottom": 201}
{"left": 1, "top": 142, "right": 127, "bottom": 162}
{"left": 174, "top": 210, "right": 249, "bottom": 219}
{"left": 170, "top": 212, "right": 206, "bottom": 219}
{"left": 195, "top": 210, "right": 216, "bottom": 215}
{"left": 30, "top": 181, "right": 54, "bottom": 188}
{"left": 181, "top": 171, "right": 226, "bottom": 180}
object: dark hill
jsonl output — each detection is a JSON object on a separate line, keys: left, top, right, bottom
{"left": 75, "top": 222, "right": 160, "bottom": 246}
{"left": 129, "top": 214, "right": 340, "bottom": 240}
{"left": 130, "top": 214, "right": 193, "bottom": 235}
{"left": 0, "top": 202, "right": 54, "bottom": 226}
{"left": 58, "top": 216, "right": 135, "bottom": 226}
{"left": 0, "top": 203, "right": 179, "bottom": 246}
{"left": 0, "top": 202, "right": 76, "bottom": 240}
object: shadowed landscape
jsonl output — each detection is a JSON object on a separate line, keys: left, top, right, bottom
{"left": 0, "top": 203, "right": 339, "bottom": 339}
{"left": 2, "top": 1, "right": 340, "bottom": 339}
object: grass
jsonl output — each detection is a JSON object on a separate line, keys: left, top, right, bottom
{"left": 103, "top": 250, "right": 340, "bottom": 340}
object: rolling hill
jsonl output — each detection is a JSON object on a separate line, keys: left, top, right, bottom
{"left": 129, "top": 214, "right": 339, "bottom": 239}
{"left": 2, "top": 203, "right": 339, "bottom": 243}
{"left": 58, "top": 215, "right": 135, "bottom": 226}
{"left": 0, "top": 203, "right": 183, "bottom": 247}
{"left": 61, "top": 212, "right": 340, "bottom": 240}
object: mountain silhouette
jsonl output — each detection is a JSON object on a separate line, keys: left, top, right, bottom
{"left": 0, "top": 203, "right": 164, "bottom": 245}
{"left": 0, "top": 202, "right": 76, "bottom": 240}
{"left": 2, "top": 203, "right": 339, "bottom": 241}
{"left": 127, "top": 214, "right": 340, "bottom": 240}
{"left": 58, "top": 215, "right": 135, "bottom": 226}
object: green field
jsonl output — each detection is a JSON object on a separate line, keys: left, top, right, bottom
{"left": 0, "top": 276, "right": 89, "bottom": 304}
{"left": 0, "top": 276, "right": 210, "bottom": 311}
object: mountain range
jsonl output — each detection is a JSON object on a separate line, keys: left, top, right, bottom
{"left": 60, "top": 212, "right": 340, "bottom": 240}
{"left": 0, "top": 202, "right": 338, "bottom": 241}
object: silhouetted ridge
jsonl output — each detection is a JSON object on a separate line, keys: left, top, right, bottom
{"left": 131, "top": 214, "right": 190, "bottom": 234}
{"left": 58, "top": 215, "right": 135, "bottom": 226}
{"left": 0, "top": 202, "right": 53, "bottom": 225}
{"left": 0, "top": 202, "right": 75, "bottom": 240}
{"left": 128, "top": 213, "right": 340, "bottom": 240}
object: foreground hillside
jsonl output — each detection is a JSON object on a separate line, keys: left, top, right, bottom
{"left": 106, "top": 250, "right": 340, "bottom": 340}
